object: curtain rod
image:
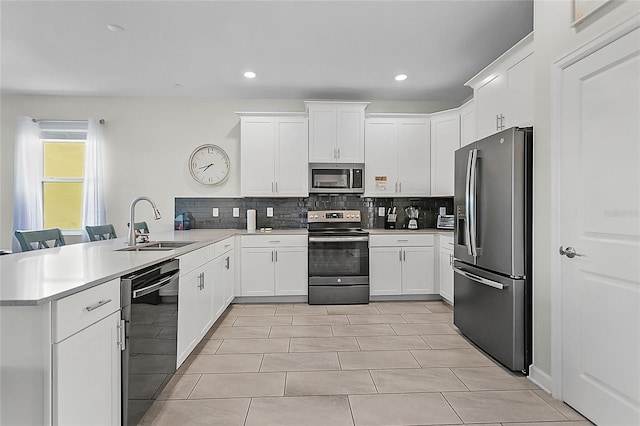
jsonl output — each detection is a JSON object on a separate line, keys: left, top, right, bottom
{"left": 32, "top": 118, "right": 105, "bottom": 124}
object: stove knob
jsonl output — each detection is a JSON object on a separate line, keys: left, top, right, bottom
{"left": 337, "top": 278, "right": 342, "bottom": 283}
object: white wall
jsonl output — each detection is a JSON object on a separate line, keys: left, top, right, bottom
{"left": 532, "top": 0, "right": 640, "bottom": 383}
{"left": 0, "top": 95, "right": 456, "bottom": 248}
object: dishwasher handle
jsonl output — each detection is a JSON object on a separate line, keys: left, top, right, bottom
{"left": 132, "top": 271, "right": 179, "bottom": 299}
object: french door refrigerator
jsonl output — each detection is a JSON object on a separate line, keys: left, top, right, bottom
{"left": 453, "top": 127, "right": 533, "bottom": 374}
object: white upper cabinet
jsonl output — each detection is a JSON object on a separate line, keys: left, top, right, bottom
{"left": 239, "top": 113, "right": 308, "bottom": 197}
{"left": 430, "top": 111, "right": 460, "bottom": 197}
{"left": 306, "top": 101, "right": 368, "bottom": 163}
{"left": 466, "top": 33, "right": 533, "bottom": 139}
{"left": 365, "top": 115, "right": 431, "bottom": 197}
{"left": 459, "top": 99, "right": 477, "bottom": 147}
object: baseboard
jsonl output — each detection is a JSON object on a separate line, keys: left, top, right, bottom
{"left": 528, "top": 365, "right": 553, "bottom": 393}
{"left": 370, "top": 294, "right": 442, "bottom": 302}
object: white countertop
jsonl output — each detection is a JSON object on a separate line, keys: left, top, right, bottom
{"left": 0, "top": 228, "right": 307, "bottom": 306}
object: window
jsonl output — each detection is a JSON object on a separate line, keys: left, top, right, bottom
{"left": 40, "top": 121, "right": 88, "bottom": 232}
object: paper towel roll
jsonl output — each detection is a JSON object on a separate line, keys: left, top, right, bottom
{"left": 247, "top": 209, "right": 257, "bottom": 231}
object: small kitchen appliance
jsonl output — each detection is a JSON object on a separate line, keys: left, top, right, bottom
{"left": 405, "top": 206, "right": 419, "bottom": 229}
{"left": 437, "top": 214, "right": 454, "bottom": 230}
{"left": 309, "top": 163, "right": 364, "bottom": 194}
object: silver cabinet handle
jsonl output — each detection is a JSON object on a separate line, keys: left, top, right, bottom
{"left": 449, "top": 253, "right": 453, "bottom": 266}
{"left": 403, "top": 250, "right": 406, "bottom": 261}
{"left": 559, "top": 246, "right": 585, "bottom": 259}
{"left": 399, "top": 182, "right": 402, "bottom": 193}
{"left": 500, "top": 114, "right": 505, "bottom": 129}
{"left": 85, "top": 298, "right": 112, "bottom": 312}
{"left": 225, "top": 256, "right": 230, "bottom": 269}
{"left": 271, "top": 250, "right": 274, "bottom": 262}
{"left": 337, "top": 148, "right": 340, "bottom": 159}
{"left": 199, "top": 272, "right": 205, "bottom": 290}
{"left": 399, "top": 249, "right": 402, "bottom": 262}
{"left": 275, "top": 182, "right": 278, "bottom": 192}
{"left": 275, "top": 250, "right": 278, "bottom": 262}
{"left": 453, "top": 267, "right": 505, "bottom": 290}
{"left": 496, "top": 114, "right": 500, "bottom": 131}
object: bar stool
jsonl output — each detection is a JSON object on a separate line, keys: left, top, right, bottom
{"left": 14, "top": 228, "right": 66, "bottom": 252}
{"left": 86, "top": 224, "right": 117, "bottom": 241}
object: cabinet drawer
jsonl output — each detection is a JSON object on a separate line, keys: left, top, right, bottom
{"left": 369, "top": 234, "right": 434, "bottom": 247}
{"left": 214, "top": 237, "right": 234, "bottom": 258}
{"left": 241, "top": 234, "right": 307, "bottom": 248}
{"left": 52, "top": 278, "right": 120, "bottom": 343}
{"left": 179, "top": 244, "right": 215, "bottom": 276}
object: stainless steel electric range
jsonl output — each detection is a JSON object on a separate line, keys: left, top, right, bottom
{"left": 307, "top": 210, "right": 369, "bottom": 304}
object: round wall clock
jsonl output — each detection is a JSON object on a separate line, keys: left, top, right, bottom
{"left": 188, "top": 144, "right": 230, "bottom": 185}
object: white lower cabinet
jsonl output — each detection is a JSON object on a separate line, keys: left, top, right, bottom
{"left": 53, "top": 310, "right": 121, "bottom": 426}
{"left": 240, "top": 235, "right": 308, "bottom": 297}
{"left": 369, "top": 234, "right": 435, "bottom": 296}
{"left": 438, "top": 235, "right": 455, "bottom": 304}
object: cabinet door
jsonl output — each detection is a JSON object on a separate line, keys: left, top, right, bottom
{"left": 430, "top": 114, "right": 460, "bottom": 196}
{"left": 370, "top": 247, "right": 402, "bottom": 295}
{"left": 439, "top": 247, "right": 454, "bottom": 304}
{"left": 241, "top": 117, "right": 276, "bottom": 196}
{"left": 275, "top": 118, "right": 309, "bottom": 196}
{"left": 241, "top": 247, "right": 275, "bottom": 296}
{"left": 398, "top": 119, "right": 431, "bottom": 196}
{"left": 224, "top": 251, "right": 235, "bottom": 307}
{"left": 476, "top": 74, "right": 507, "bottom": 139}
{"left": 336, "top": 105, "right": 365, "bottom": 162}
{"left": 505, "top": 53, "right": 534, "bottom": 128}
{"left": 274, "top": 247, "right": 308, "bottom": 296}
{"left": 210, "top": 257, "right": 227, "bottom": 321}
{"left": 308, "top": 106, "right": 337, "bottom": 162}
{"left": 365, "top": 119, "right": 398, "bottom": 196}
{"left": 178, "top": 268, "right": 200, "bottom": 364}
{"left": 53, "top": 311, "right": 121, "bottom": 426}
{"left": 401, "top": 246, "right": 435, "bottom": 294}
{"left": 196, "top": 261, "right": 217, "bottom": 338}
{"left": 460, "top": 101, "right": 477, "bottom": 147}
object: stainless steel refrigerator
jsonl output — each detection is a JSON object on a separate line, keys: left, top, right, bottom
{"left": 453, "top": 127, "right": 533, "bottom": 374}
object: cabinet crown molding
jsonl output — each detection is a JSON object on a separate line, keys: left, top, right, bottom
{"left": 235, "top": 111, "right": 307, "bottom": 117}
{"left": 304, "top": 100, "right": 370, "bottom": 110}
{"left": 366, "top": 113, "right": 431, "bottom": 119}
{"left": 465, "top": 32, "right": 533, "bottom": 89}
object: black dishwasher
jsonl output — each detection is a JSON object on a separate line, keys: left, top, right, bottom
{"left": 121, "top": 258, "right": 179, "bottom": 426}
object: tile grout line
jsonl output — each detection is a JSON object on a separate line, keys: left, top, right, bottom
{"left": 528, "top": 388, "right": 573, "bottom": 421}
{"left": 346, "top": 393, "right": 357, "bottom": 426}
{"left": 440, "top": 391, "right": 465, "bottom": 424}
{"left": 243, "top": 397, "right": 253, "bottom": 426}
{"left": 367, "top": 369, "right": 380, "bottom": 394}
{"left": 185, "top": 373, "right": 203, "bottom": 400}
{"left": 448, "top": 367, "right": 471, "bottom": 392}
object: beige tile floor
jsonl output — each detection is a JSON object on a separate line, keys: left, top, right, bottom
{"left": 139, "top": 301, "right": 592, "bottom": 426}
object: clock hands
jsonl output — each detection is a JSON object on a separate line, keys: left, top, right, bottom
{"left": 199, "top": 163, "right": 214, "bottom": 172}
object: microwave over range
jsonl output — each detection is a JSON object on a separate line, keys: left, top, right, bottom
{"left": 309, "top": 163, "right": 364, "bottom": 194}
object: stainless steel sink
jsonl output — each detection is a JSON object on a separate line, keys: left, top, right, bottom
{"left": 116, "top": 241, "right": 197, "bottom": 252}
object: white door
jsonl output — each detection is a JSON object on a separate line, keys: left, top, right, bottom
{"left": 53, "top": 311, "right": 121, "bottom": 426}
{"left": 336, "top": 106, "right": 365, "bottom": 162}
{"left": 241, "top": 248, "right": 275, "bottom": 296}
{"left": 559, "top": 26, "right": 640, "bottom": 426}
{"left": 274, "top": 247, "right": 308, "bottom": 295}
{"left": 398, "top": 119, "right": 431, "bottom": 196}
{"left": 401, "top": 247, "right": 435, "bottom": 294}
{"left": 370, "top": 247, "right": 402, "bottom": 295}
{"left": 308, "top": 106, "right": 337, "bottom": 162}
{"left": 430, "top": 114, "right": 460, "bottom": 196}
{"left": 240, "top": 117, "right": 275, "bottom": 196}
{"left": 365, "top": 119, "right": 398, "bottom": 196}
{"left": 275, "top": 118, "right": 309, "bottom": 196}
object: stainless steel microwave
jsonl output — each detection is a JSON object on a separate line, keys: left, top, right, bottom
{"left": 309, "top": 163, "right": 364, "bottom": 194}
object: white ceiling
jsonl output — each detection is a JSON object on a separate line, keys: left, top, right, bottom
{"left": 1, "top": 1, "right": 533, "bottom": 103}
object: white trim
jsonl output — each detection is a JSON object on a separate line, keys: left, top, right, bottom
{"left": 549, "top": 12, "right": 640, "bottom": 400}
{"left": 528, "top": 365, "right": 553, "bottom": 394}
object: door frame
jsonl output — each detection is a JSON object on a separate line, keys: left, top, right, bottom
{"left": 549, "top": 14, "right": 640, "bottom": 400}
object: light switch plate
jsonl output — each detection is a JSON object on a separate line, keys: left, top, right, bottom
{"left": 212, "top": 208, "right": 219, "bottom": 217}
{"left": 378, "top": 207, "right": 386, "bottom": 217}
{"left": 233, "top": 208, "right": 240, "bottom": 217}
{"left": 266, "top": 207, "right": 274, "bottom": 217}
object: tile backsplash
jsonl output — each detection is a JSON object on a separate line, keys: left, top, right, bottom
{"left": 175, "top": 196, "right": 453, "bottom": 230}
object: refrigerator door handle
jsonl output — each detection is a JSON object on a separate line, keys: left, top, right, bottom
{"left": 465, "top": 150, "right": 474, "bottom": 256}
{"left": 453, "top": 267, "right": 505, "bottom": 290}
{"left": 468, "top": 149, "right": 478, "bottom": 257}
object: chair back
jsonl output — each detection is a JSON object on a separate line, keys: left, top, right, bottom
{"left": 86, "top": 224, "right": 117, "bottom": 241}
{"left": 14, "top": 228, "right": 66, "bottom": 252}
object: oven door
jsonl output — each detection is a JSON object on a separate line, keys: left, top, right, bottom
{"left": 308, "top": 235, "right": 369, "bottom": 283}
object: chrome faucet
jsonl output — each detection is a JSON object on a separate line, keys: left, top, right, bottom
{"left": 128, "top": 196, "right": 162, "bottom": 246}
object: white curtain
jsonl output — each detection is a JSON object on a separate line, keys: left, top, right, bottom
{"left": 12, "top": 116, "right": 43, "bottom": 251}
{"left": 81, "top": 118, "right": 106, "bottom": 241}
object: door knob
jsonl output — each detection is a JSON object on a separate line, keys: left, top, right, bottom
{"left": 559, "top": 246, "right": 585, "bottom": 259}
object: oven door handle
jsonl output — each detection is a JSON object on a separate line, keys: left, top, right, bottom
{"left": 309, "top": 236, "right": 369, "bottom": 243}
{"left": 132, "top": 271, "right": 179, "bottom": 299}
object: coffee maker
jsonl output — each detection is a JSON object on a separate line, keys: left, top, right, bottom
{"left": 405, "top": 206, "right": 419, "bottom": 229}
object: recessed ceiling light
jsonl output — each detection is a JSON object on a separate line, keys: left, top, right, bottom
{"left": 106, "top": 24, "right": 125, "bottom": 32}
{"left": 243, "top": 71, "right": 256, "bottom": 79}
{"left": 394, "top": 74, "right": 408, "bottom": 81}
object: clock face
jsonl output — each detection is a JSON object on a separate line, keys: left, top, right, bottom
{"left": 188, "top": 144, "right": 230, "bottom": 185}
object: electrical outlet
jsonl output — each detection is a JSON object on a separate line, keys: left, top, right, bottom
{"left": 378, "top": 207, "right": 386, "bottom": 217}
{"left": 233, "top": 208, "right": 240, "bottom": 217}
{"left": 212, "top": 208, "right": 219, "bottom": 217}
{"left": 266, "top": 207, "right": 274, "bottom": 217}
